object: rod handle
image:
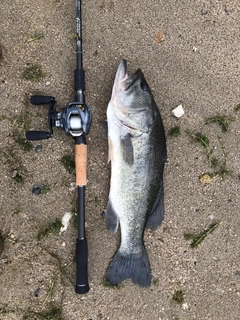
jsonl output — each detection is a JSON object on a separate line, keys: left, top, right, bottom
{"left": 30, "top": 96, "right": 54, "bottom": 105}
{"left": 26, "top": 131, "right": 51, "bottom": 140}
{"left": 75, "top": 144, "right": 87, "bottom": 186}
{"left": 75, "top": 237, "right": 89, "bottom": 294}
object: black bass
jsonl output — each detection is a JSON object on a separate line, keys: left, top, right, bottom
{"left": 105, "top": 59, "right": 167, "bottom": 287}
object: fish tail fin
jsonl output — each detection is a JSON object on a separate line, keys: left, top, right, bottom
{"left": 106, "top": 246, "right": 151, "bottom": 287}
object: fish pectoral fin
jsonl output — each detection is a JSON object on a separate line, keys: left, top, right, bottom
{"left": 105, "top": 201, "right": 119, "bottom": 233}
{"left": 145, "top": 180, "right": 164, "bottom": 231}
{"left": 108, "top": 137, "right": 113, "bottom": 163}
{"left": 120, "top": 133, "right": 134, "bottom": 166}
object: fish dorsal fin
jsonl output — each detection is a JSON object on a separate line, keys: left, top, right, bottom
{"left": 120, "top": 133, "right": 134, "bottom": 166}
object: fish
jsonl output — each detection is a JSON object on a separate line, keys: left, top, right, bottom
{"left": 104, "top": 59, "right": 167, "bottom": 287}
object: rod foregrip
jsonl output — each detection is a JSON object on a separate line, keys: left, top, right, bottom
{"left": 74, "top": 68, "right": 85, "bottom": 92}
{"left": 30, "top": 95, "right": 54, "bottom": 105}
{"left": 75, "top": 237, "right": 89, "bottom": 294}
{"left": 75, "top": 144, "right": 87, "bottom": 186}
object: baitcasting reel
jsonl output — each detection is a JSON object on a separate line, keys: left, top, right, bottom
{"left": 26, "top": 95, "right": 92, "bottom": 140}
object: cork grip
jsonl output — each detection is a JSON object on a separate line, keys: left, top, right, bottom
{"left": 75, "top": 144, "right": 87, "bottom": 186}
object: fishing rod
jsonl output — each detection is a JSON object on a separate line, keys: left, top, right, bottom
{"left": 26, "top": 0, "right": 92, "bottom": 294}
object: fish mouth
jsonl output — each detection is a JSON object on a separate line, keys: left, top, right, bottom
{"left": 113, "top": 59, "right": 143, "bottom": 93}
{"left": 124, "top": 72, "right": 139, "bottom": 91}
{"left": 123, "top": 68, "right": 143, "bottom": 92}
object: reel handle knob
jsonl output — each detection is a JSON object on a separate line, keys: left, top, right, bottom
{"left": 26, "top": 131, "right": 51, "bottom": 140}
{"left": 31, "top": 96, "right": 55, "bottom": 105}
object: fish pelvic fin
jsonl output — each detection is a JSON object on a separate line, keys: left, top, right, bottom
{"left": 145, "top": 180, "right": 164, "bottom": 231}
{"left": 105, "top": 201, "right": 119, "bottom": 233}
{"left": 106, "top": 246, "right": 151, "bottom": 287}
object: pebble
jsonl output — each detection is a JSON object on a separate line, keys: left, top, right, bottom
{"left": 60, "top": 212, "right": 72, "bottom": 233}
{"left": 182, "top": 303, "right": 189, "bottom": 310}
{"left": 34, "top": 288, "right": 40, "bottom": 297}
{"left": 156, "top": 31, "right": 165, "bottom": 43}
{"left": 69, "top": 182, "right": 76, "bottom": 191}
{"left": 199, "top": 173, "right": 212, "bottom": 183}
{"left": 201, "top": 8, "right": 208, "bottom": 15}
{"left": 172, "top": 104, "right": 185, "bottom": 118}
{"left": 35, "top": 145, "right": 42, "bottom": 152}
{"left": 32, "top": 185, "right": 42, "bottom": 195}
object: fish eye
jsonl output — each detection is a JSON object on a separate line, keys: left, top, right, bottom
{"left": 140, "top": 82, "right": 149, "bottom": 91}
